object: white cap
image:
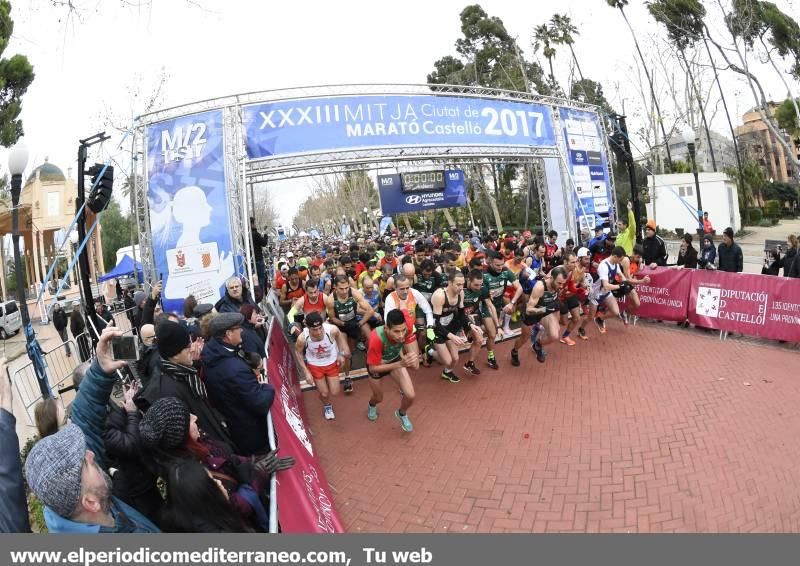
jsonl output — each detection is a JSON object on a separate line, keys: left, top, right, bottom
{"left": 577, "top": 247, "right": 590, "bottom": 258}
{"left": 286, "top": 252, "right": 294, "bottom": 258}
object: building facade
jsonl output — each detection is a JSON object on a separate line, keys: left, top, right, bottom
{"left": 665, "top": 129, "right": 738, "bottom": 173}
{"left": 735, "top": 103, "right": 800, "bottom": 184}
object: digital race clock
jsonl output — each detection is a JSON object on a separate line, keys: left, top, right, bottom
{"left": 400, "top": 170, "right": 446, "bottom": 192}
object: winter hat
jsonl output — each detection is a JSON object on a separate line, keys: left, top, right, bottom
{"left": 133, "top": 291, "right": 147, "bottom": 306}
{"left": 209, "top": 312, "right": 244, "bottom": 336}
{"left": 156, "top": 320, "right": 191, "bottom": 358}
{"left": 24, "top": 423, "right": 86, "bottom": 518}
{"left": 139, "top": 397, "right": 190, "bottom": 450}
{"left": 645, "top": 220, "right": 657, "bottom": 231}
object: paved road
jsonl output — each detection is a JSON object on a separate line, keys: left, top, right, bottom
{"left": 306, "top": 320, "right": 800, "bottom": 533}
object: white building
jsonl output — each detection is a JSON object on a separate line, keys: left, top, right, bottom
{"left": 646, "top": 172, "right": 741, "bottom": 235}
{"left": 665, "top": 129, "right": 738, "bottom": 173}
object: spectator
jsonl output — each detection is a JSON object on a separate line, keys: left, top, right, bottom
{"left": 698, "top": 234, "right": 716, "bottom": 269}
{"left": 187, "top": 303, "right": 214, "bottom": 338}
{"left": 616, "top": 202, "right": 637, "bottom": 256}
{"left": 70, "top": 309, "right": 92, "bottom": 362}
{"left": 102, "top": 381, "right": 162, "bottom": 524}
{"left": 24, "top": 328, "right": 160, "bottom": 533}
{"left": 132, "top": 290, "right": 148, "bottom": 330}
{"left": 251, "top": 218, "right": 269, "bottom": 291}
{"left": 783, "top": 234, "right": 798, "bottom": 278}
{"left": 136, "top": 321, "right": 234, "bottom": 448}
{"left": 642, "top": 220, "right": 668, "bottom": 268}
{"left": 763, "top": 249, "right": 782, "bottom": 276}
{"left": 53, "top": 303, "right": 71, "bottom": 357}
{"left": 34, "top": 397, "right": 60, "bottom": 439}
{"left": 202, "top": 313, "right": 275, "bottom": 456}
{"left": 215, "top": 277, "right": 251, "bottom": 314}
{"left": 240, "top": 304, "right": 267, "bottom": 359}
{"left": 703, "top": 212, "right": 714, "bottom": 235}
{"left": 717, "top": 227, "right": 743, "bottom": 273}
{"left": 676, "top": 233, "right": 698, "bottom": 269}
{"left": 0, "top": 356, "right": 31, "bottom": 532}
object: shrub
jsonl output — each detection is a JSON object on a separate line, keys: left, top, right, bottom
{"left": 748, "top": 208, "right": 763, "bottom": 224}
{"left": 771, "top": 217, "right": 780, "bottom": 225}
{"left": 764, "top": 200, "right": 781, "bottom": 219}
{"left": 759, "top": 219, "right": 773, "bottom": 227}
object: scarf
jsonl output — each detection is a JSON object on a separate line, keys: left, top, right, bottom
{"left": 160, "top": 358, "right": 208, "bottom": 400}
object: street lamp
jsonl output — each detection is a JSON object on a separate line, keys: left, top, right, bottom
{"left": 683, "top": 131, "right": 704, "bottom": 238}
{"left": 9, "top": 140, "right": 50, "bottom": 398}
{"left": 363, "top": 207, "right": 369, "bottom": 233}
{"left": 69, "top": 230, "right": 79, "bottom": 287}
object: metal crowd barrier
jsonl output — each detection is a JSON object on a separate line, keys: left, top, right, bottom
{"left": 11, "top": 334, "right": 88, "bottom": 426}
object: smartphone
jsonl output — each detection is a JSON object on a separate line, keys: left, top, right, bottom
{"left": 111, "top": 336, "right": 139, "bottom": 361}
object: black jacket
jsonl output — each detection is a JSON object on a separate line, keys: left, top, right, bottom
{"left": 251, "top": 228, "right": 269, "bottom": 262}
{"left": 241, "top": 321, "right": 267, "bottom": 359}
{"left": 0, "top": 409, "right": 30, "bottom": 532}
{"left": 642, "top": 235, "right": 668, "bottom": 267}
{"left": 783, "top": 248, "right": 799, "bottom": 278}
{"left": 103, "top": 405, "right": 162, "bottom": 522}
{"left": 717, "top": 242, "right": 743, "bottom": 273}
{"left": 53, "top": 308, "right": 68, "bottom": 331}
{"left": 202, "top": 337, "right": 274, "bottom": 456}
{"left": 676, "top": 245, "right": 698, "bottom": 269}
{"left": 135, "top": 359, "right": 234, "bottom": 449}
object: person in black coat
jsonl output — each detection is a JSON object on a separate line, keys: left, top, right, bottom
{"left": 69, "top": 309, "right": 92, "bottom": 362}
{"left": 0, "top": 359, "right": 30, "bottom": 532}
{"left": 782, "top": 235, "right": 798, "bottom": 278}
{"left": 239, "top": 304, "right": 267, "bottom": 359}
{"left": 103, "top": 382, "right": 162, "bottom": 524}
{"left": 215, "top": 277, "right": 253, "bottom": 314}
{"left": 676, "top": 233, "right": 698, "bottom": 269}
{"left": 642, "top": 220, "right": 668, "bottom": 268}
{"left": 52, "top": 303, "right": 71, "bottom": 357}
{"left": 201, "top": 313, "right": 275, "bottom": 456}
{"left": 717, "top": 227, "right": 743, "bottom": 273}
{"left": 135, "top": 321, "right": 235, "bottom": 450}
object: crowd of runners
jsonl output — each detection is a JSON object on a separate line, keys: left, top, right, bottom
{"left": 270, "top": 203, "right": 668, "bottom": 433}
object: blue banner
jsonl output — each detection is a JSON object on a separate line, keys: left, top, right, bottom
{"left": 243, "top": 95, "right": 556, "bottom": 158}
{"left": 378, "top": 169, "right": 467, "bottom": 214}
{"left": 559, "top": 108, "right": 613, "bottom": 232}
{"left": 379, "top": 215, "right": 393, "bottom": 235}
{"left": 146, "top": 110, "right": 235, "bottom": 314}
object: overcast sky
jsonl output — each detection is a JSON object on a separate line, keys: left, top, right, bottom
{"left": 4, "top": 0, "right": 798, "bottom": 224}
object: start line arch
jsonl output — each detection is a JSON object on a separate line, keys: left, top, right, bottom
{"left": 131, "top": 83, "right": 618, "bottom": 312}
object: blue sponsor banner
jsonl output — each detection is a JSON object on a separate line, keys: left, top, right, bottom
{"left": 242, "top": 95, "right": 556, "bottom": 158}
{"left": 379, "top": 215, "right": 393, "bottom": 235}
{"left": 559, "top": 108, "right": 613, "bottom": 233}
{"left": 146, "top": 110, "right": 235, "bottom": 314}
{"left": 378, "top": 169, "right": 467, "bottom": 214}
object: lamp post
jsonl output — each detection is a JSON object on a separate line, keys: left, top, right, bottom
{"left": 684, "top": 131, "right": 704, "bottom": 238}
{"left": 363, "top": 207, "right": 369, "bottom": 233}
{"left": 69, "top": 230, "right": 79, "bottom": 287}
{"left": 9, "top": 141, "right": 50, "bottom": 398}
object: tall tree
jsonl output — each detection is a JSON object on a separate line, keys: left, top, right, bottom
{"left": 0, "top": 1, "right": 34, "bottom": 146}
{"left": 99, "top": 199, "right": 133, "bottom": 272}
{"left": 550, "top": 13, "right": 585, "bottom": 93}
{"left": 533, "top": 23, "right": 560, "bottom": 94}
{"left": 647, "top": 0, "right": 717, "bottom": 172}
{"left": 606, "top": 0, "right": 673, "bottom": 172}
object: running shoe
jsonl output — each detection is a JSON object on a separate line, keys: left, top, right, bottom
{"left": 343, "top": 377, "right": 354, "bottom": 394}
{"left": 578, "top": 327, "right": 588, "bottom": 340}
{"left": 487, "top": 353, "right": 499, "bottom": 370}
{"left": 532, "top": 340, "right": 546, "bottom": 363}
{"left": 595, "top": 317, "right": 607, "bottom": 334}
{"left": 560, "top": 336, "right": 577, "bottom": 346}
{"left": 510, "top": 348, "right": 520, "bottom": 366}
{"left": 323, "top": 405, "right": 335, "bottom": 420}
{"left": 530, "top": 323, "right": 543, "bottom": 347}
{"left": 395, "top": 410, "right": 413, "bottom": 432}
{"left": 620, "top": 312, "right": 629, "bottom": 326}
{"left": 441, "top": 370, "right": 461, "bottom": 383}
{"left": 463, "top": 361, "right": 481, "bottom": 375}
{"left": 367, "top": 404, "right": 378, "bottom": 421}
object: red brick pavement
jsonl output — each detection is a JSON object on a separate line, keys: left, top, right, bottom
{"left": 304, "top": 321, "right": 800, "bottom": 533}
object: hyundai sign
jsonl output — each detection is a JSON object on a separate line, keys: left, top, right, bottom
{"left": 378, "top": 169, "right": 467, "bottom": 214}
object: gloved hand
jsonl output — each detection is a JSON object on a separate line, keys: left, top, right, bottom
{"left": 253, "top": 451, "right": 296, "bottom": 475}
{"left": 426, "top": 327, "right": 435, "bottom": 341}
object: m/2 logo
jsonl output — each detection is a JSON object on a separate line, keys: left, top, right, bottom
{"left": 161, "top": 123, "right": 207, "bottom": 163}
{"left": 380, "top": 176, "right": 394, "bottom": 186}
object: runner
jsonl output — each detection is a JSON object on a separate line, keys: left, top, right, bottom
{"left": 455, "top": 269, "right": 492, "bottom": 374}
{"left": 324, "top": 275, "right": 375, "bottom": 393}
{"left": 483, "top": 250, "right": 525, "bottom": 367}
{"left": 558, "top": 252, "right": 586, "bottom": 346}
{"left": 526, "top": 266, "right": 568, "bottom": 362}
{"left": 288, "top": 278, "right": 327, "bottom": 337}
{"left": 295, "top": 312, "right": 351, "bottom": 420}
{"left": 575, "top": 247, "right": 595, "bottom": 340}
{"left": 383, "top": 272, "right": 434, "bottom": 367}
{"left": 618, "top": 244, "right": 651, "bottom": 324}
{"left": 279, "top": 267, "right": 305, "bottom": 310}
{"left": 365, "top": 309, "right": 419, "bottom": 433}
{"left": 429, "top": 270, "right": 468, "bottom": 383}
{"left": 589, "top": 246, "right": 629, "bottom": 334}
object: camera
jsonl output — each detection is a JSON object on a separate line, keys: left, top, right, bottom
{"left": 111, "top": 336, "right": 139, "bottom": 361}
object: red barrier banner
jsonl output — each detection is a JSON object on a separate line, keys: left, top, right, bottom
{"left": 688, "top": 270, "right": 800, "bottom": 342}
{"left": 618, "top": 267, "right": 691, "bottom": 322}
{"left": 266, "top": 319, "right": 345, "bottom": 533}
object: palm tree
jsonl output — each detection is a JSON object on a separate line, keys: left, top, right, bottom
{"left": 533, "top": 23, "right": 559, "bottom": 93}
{"left": 606, "top": 0, "right": 673, "bottom": 172}
{"left": 550, "top": 14, "right": 585, "bottom": 83}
